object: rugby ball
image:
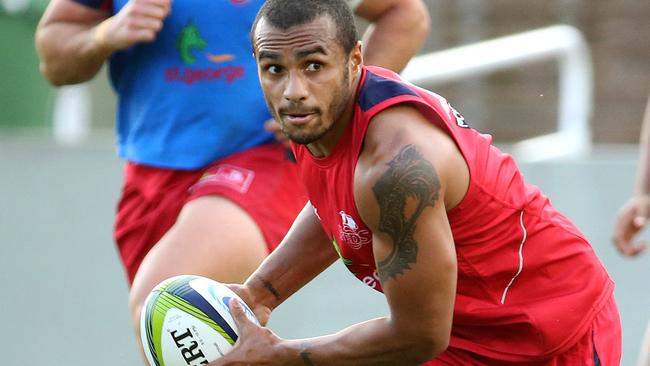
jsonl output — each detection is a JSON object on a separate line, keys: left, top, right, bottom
{"left": 140, "top": 275, "right": 259, "bottom": 366}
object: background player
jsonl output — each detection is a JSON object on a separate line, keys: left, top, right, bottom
{"left": 612, "top": 93, "right": 650, "bottom": 366}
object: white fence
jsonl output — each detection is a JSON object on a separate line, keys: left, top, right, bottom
{"left": 401, "top": 24, "right": 593, "bottom": 162}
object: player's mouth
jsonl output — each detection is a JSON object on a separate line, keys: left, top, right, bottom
{"left": 281, "top": 110, "right": 317, "bottom": 125}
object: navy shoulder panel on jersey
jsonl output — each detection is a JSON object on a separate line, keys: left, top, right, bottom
{"left": 71, "top": 0, "right": 111, "bottom": 10}
{"left": 357, "top": 70, "right": 418, "bottom": 112}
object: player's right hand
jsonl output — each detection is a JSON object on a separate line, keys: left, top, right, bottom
{"left": 98, "top": 0, "right": 171, "bottom": 51}
{"left": 207, "top": 298, "right": 285, "bottom": 366}
{"left": 612, "top": 195, "right": 650, "bottom": 257}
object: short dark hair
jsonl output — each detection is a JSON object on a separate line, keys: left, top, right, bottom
{"left": 251, "top": 0, "right": 359, "bottom": 55}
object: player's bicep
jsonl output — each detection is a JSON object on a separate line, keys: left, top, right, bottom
{"left": 358, "top": 144, "right": 456, "bottom": 344}
{"left": 377, "top": 203, "right": 456, "bottom": 342}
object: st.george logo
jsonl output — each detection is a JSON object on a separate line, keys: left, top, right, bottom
{"left": 177, "top": 22, "right": 207, "bottom": 64}
{"left": 167, "top": 22, "right": 243, "bottom": 85}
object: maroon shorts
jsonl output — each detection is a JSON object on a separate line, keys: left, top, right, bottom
{"left": 425, "top": 293, "right": 621, "bottom": 365}
{"left": 113, "top": 143, "right": 308, "bottom": 283}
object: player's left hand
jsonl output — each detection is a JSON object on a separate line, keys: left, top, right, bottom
{"left": 612, "top": 195, "right": 650, "bottom": 256}
{"left": 265, "top": 119, "right": 291, "bottom": 149}
{"left": 207, "top": 298, "right": 285, "bottom": 365}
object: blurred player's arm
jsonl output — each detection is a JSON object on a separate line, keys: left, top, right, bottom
{"left": 355, "top": 0, "right": 430, "bottom": 73}
{"left": 35, "top": 0, "right": 170, "bottom": 86}
{"left": 613, "top": 94, "right": 650, "bottom": 256}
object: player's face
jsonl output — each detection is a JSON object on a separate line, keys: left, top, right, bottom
{"left": 254, "top": 16, "right": 361, "bottom": 152}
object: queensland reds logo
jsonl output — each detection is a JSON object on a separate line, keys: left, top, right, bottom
{"left": 338, "top": 211, "right": 371, "bottom": 250}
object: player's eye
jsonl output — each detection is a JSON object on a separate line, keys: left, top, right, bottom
{"left": 266, "top": 65, "right": 283, "bottom": 74}
{"left": 306, "top": 62, "right": 322, "bottom": 72}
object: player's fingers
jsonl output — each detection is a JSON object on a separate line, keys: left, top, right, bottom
{"left": 204, "top": 355, "right": 236, "bottom": 366}
{"left": 109, "top": 3, "right": 167, "bottom": 48}
{"left": 124, "top": 0, "right": 170, "bottom": 24}
{"left": 252, "top": 307, "right": 271, "bottom": 327}
{"left": 612, "top": 227, "right": 634, "bottom": 256}
{"left": 128, "top": 16, "right": 164, "bottom": 32}
{"left": 129, "top": 28, "right": 158, "bottom": 43}
{"left": 264, "top": 120, "right": 291, "bottom": 148}
{"left": 612, "top": 213, "right": 631, "bottom": 242}
{"left": 132, "top": 3, "right": 169, "bottom": 21}
{"left": 229, "top": 298, "right": 254, "bottom": 330}
{"left": 133, "top": 0, "right": 172, "bottom": 16}
{"left": 634, "top": 203, "right": 650, "bottom": 228}
{"left": 612, "top": 202, "right": 645, "bottom": 246}
{"left": 613, "top": 229, "right": 634, "bottom": 255}
{"left": 631, "top": 242, "right": 648, "bottom": 257}
{"left": 613, "top": 228, "right": 646, "bottom": 256}
{"left": 627, "top": 240, "right": 648, "bottom": 256}
{"left": 103, "top": 27, "right": 156, "bottom": 49}
{"left": 264, "top": 119, "right": 281, "bottom": 133}
{"left": 633, "top": 216, "right": 647, "bottom": 228}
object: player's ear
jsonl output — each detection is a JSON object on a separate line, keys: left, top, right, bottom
{"left": 349, "top": 41, "right": 363, "bottom": 74}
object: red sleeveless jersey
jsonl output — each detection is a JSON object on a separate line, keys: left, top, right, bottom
{"left": 292, "top": 66, "right": 613, "bottom": 362}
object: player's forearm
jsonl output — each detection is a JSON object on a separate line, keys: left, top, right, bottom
{"left": 635, "top": 96, "right": 650, "bottom": 196}
{"left": 245, "top": 244, "right": 337, "bottom": 311}
{"left": 280, "top": 317, "right": 445, "bottom": 366}
{"left": 36, "top": 20, "right": 112, "bottom": 86}
{"left": 361, "top": 0, "right": 430, "bottom": 73}
{"left": 244, "top": 204, "right": 338, "bottom": 310}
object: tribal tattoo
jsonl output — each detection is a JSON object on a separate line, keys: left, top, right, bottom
{"left": 372, "top": 145, "right": 440, "bottom": 283}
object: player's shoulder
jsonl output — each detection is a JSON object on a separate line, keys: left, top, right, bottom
{"left": 366, "top": 104, "right": 448, "bottom": 155}
{"left": 358, "top": 106, "right": 431, "bottom": 181}
{"left": 362, "top": 104, "right": 462, "bottom": 185}
{"left": 354, "top": 105, "right": 448, "bottom": 226}
{"left": 358, "top": 104, "right": 469, "bottom": 213}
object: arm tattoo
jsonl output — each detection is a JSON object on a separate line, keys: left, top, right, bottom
{"left": 255, "top": 275, "right": 281, "bottom": 301}
{"left": 372, "top": 145, "right": 440, "bottom": 283}
{"left": 299, "top": 342, "right": 315, "bottom": 366}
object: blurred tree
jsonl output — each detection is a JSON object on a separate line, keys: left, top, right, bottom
{"left": 0, "top": 0, "right": 53, "bottom": 131}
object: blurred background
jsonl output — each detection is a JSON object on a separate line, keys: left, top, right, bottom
{"left": 1, "top": 0, "right": 649, "bottom": 365}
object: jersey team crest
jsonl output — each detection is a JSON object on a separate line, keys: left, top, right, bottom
{"left": 338, "top": 211, "right": 371, "bottom": 250}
